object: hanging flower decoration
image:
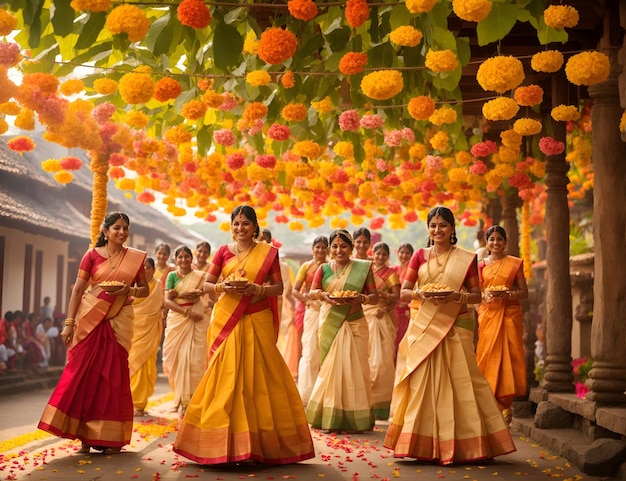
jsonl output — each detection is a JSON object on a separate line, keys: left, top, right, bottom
{"left": 105, "top": 4, "right": 150, "bottom": 43}
{"left": 70, "top": 0, "right": 111, "bottom": 12}
{"left": 177, "top": 0, "right": 211, "bottom": 29}
{"left": 389, "top": 26, "right": 423, "bottom": 47}
{"left": 54, "top": 171, "right": 73, "bottom": 184}
{"left": 551, "top": 105, "right": 581, "bottom": 122}
{"left": 119, "top": 66, "right": 154, "bottom": 104}
{"left": 0, "top": 8, "right": 17, "bottom": 36}
{"left": 137, "top": 191, "right": 156, "bottom": 203}
{"left": 544, "top": 5, "right": 579, "bottom": 29}
{"left": 339, "top": 110, "right": 360, "bottom": 131}
{"left": 405, "top": 0, "right": 438, "bottom": 14}
{"left": 408, "top": 96, "right": 436, "bottom": 120}
{"left": 14, "top": 108, "right": 35, "bottom": 130}
{"left": 153, "top": 77, "right": 182, "bottom": 102}
{"left": 246, "top": 70, "right": 272, "bottom": 87}
{"left": 258, "top": 27, "right": 298, "bottom": 65}
{"left": 345, "top": 0, "right": 370, "bottom": 28}
{"left": 471, "top": 140, "right": 498, "bottom": 157}
{"left": 181, "top": 100, "right": 207, "bottom": 120}
{"left": 0, "top": 42, "right": 21, "bottom": 67}
{"left": 213, "top": 128, "right": 235, "bottom": 146}
{"left": 60, "top": 156, "right": 83, "bottom": 170}
{"left": 482, "top": 97, "right": 519, "bottom": 121}
{"left": 565, "top": 51, "right": 610, "bottom": 86}
{"left": 282, "top": 103, "right": 308, "bottom": 122}
{"left": 539, "top": 136, "right": 565, "bottom": 156}
{"left": 425, "top": 49, "right": 459, "bottom": 73}
{"left": 41, "top": 159, "right": 62, "bottom": 172}
{"left": 452, "top": 0, "right": 492, "bottom": 22}
{"left": 361, "top": 70, "right": 403, "bottom": 100}
{"left": 7, "top": 135, "right": 36, "bottom": 154}
{"left": 514, "top": 85, "right": 543, "bottom": 107}
{"left": 513, "top": 118, "right": 542, "bottom": 136}
{"left": 339, "top": 52, "right": 368, "bottom": 75}
{"left": 620, "top": 111, "right": 626, "bottom": 133}
{"left": 477, "top": 56, "right": 525, "bottom": 93}
{"left": 530, "top": 50, "right": 564, "bottom": 73}
{"left": 429, "top": 106, "right": 457, "bottom": 126}
{"left": 288, "top": 0, "right": 318, "bottom": 21}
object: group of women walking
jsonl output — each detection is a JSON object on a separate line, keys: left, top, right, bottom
{"left": 37, "top": 204, "right": 528, "bottom": 467}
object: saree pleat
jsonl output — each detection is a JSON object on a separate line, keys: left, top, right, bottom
{"left": 173, "top": 308, "right": 314, "bottom": 464}
{"left": 297, "top": 299, "right": 321, "bottom": 405}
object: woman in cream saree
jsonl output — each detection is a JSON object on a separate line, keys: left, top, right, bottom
{"left": 174, "top": 205, "right": 314, "bottom": 465}
{"left": 306, "top": 229, "right": 378, "bottom": 433}
{"left": 384, "top": 207, "right": 515, "bottom": 465}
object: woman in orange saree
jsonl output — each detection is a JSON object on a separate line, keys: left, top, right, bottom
{"left": 293, "top": 235, "right": 328, "bottom": 405}
{"left": 306, "top": 229, "right": 379, "bottom": 433}
{"left": 384, "top": 207, "right": 515, "bottom": 465}
{"left": 364, "top": 242, "right": 400, "bottom": 420}
{"left": 174, "top": 206, "right": 314, "bottom": 465}
{"left": 38, "top": 212, "right": 148, "bottom": 455}
{"left": 476, "top": 225, "right": 528, "bottom": 425}
{"left": 129, "top": 257, "right": 164, "bottom": 417}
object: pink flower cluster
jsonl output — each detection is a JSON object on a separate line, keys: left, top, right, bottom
{"left": 213, "top": 128, "right": 235, "bottom": 146}
{"left": 360, "top": 114, "right": 383, "bottom": 129}
{"left": 425, "top": 154, "right": 443, "bottom": 171}
{"left": 470, "top": 140, "right": 498, "bottom": 157}
{"left": 508, "top": 171, "right": 532, "bottom": 189}
{"left": 226, "top": 153, "right": 245, "bottom": 170}
{"left": 376, "top": 158, "right": 391, "bottom": 172}
{"left": 218, "top": 92, "right": 238, "bottom": 110}
{"left": 538, "top": 136, "right": 565, "bottom": 156}
{"left": 108, "top": 153, "right": 126, "bottom": 166}
{"left": 339, "top": 110, "right": 360, "bottom": 131}
{"left": 92, "top": 102, "right": 117, "bottom": 124}
{"left": 384, "top": 127, "right": 414, "bottom": 147}
{"left": 268, "top": 124, "right": 291, "bottom": 141}
{"left": 469, "top": 160, "right": 488, "bottom": 175}
{"left": 255, "top": 154, "right": 277, "bottom": 168}
{"left": 293, "top": 176, "right": 308, "bottom": 188}
{"left": 0, "top": 42, "right": 21, "bottom": 67}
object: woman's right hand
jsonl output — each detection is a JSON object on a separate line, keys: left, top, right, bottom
{"left": 61, "top": 325, "right": 74, "bottom": 346}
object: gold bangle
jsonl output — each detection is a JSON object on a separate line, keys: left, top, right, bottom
{"left": 261, "top": 285, "right": 266, "bottom": 296}
{"left": 412, "top": 290, "right": 419, "bottom": 300}
{"left": 317, "top": 290, "right": 324, "bottom": 301}
{"left": 214, "top": 283, "right": 223, "bottom": 294}
{"left": 508, "top": 291, "right": 515, "bottom": 300}
{"left": 64, "top": 318, "right": 75, "bottom": 326}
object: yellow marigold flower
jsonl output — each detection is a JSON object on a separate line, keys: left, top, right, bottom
{"left": 242, "top": 102, "right": 268, "bottom": 121}
{"left": 620, "top": 111, "right": 626, "bottom": 133}
{"left": 477, "top": 55, "right": 525, "bottom": 93}
{"left": 119, "top": 68, "right": 154, "bottom": 104}
{"left": 429, "top": 131, "right": 449, "bottom": 151}
{"left": 281, "top": 103, "right": 308, "bottom": 122}
{"left": 513, "top": 118, "right": 542, "bottom": 136}
{"left": 246, "top": 70, "right": 271, "bottom": 87}
{"left": 498, "top": 145, "right": 520, "bottom": 163}
{"left": 123, "top": 110, "right": 148, "bottom": 128}
{"left": 0, "top": 101, "right": 21, "bottom": 115}
{"left": 544, "top": 5, "right": 579, "bottom": 29}
{"left": 530, "top": 161, "right": 546, "bottom": 178}
{"left": 409, "top": 142, "right": 426, "bottom": 159}
{"left": 14, "top": 108, "right": 34, "bottom": 130}
{"left": 565, "top": 51, "right": 610, "bottom": 86}
{"left": 202, "top": 90, "right": 224, "bottom": 108}
{"left": 405, "top": 0, "right": 437, "bottom": 14}
{"left": 292, "top": 140, "right": 322, "bottom": 159}
{"left": 281, "top": 71, "right": 295, "bottom": 89}
{"left": 289, "top": 221, "right": 305, "bottom": 231}
{"left": 482, "top": 97, "right": 519, "bottom": 121}
{"left": 455, "top": 150, "right": 472, "bottom": 166}
{"left": 258, "top": 27, "right": 298, "bottom": 65}
{"left": 70, "top": 0, "right": 111, "bottom": 12}
{"left": 501, "top": 128, "right": 522, "bottom": 147}
{"left": 452, "top": 0, "right": 492, "bottom": 22}
{"left": 361, "top": 70, "right": 403, "bottom": 100}
{"left": 0, "top": 8, "right": 18, "bottom": 36}
{"left": 243, "top": 31, "right": 259, "bottom": 55}
{"left": 531, "top": 50, "right": 564, "bottom": 73}
{"left": 311, "top": 96, "right": 333, "bottom": 114}
{"left": 389, "top": 26, "right": 423, "bottom": 47}
{"left": 60, "top": 79, "right": 85, "bottom": 96}
{"left": 425, "top": 49, "right": 459, "bottom": 73}
{"left": 164, "top": 125, "right": 192, "bottom": 145}
{"left": 514, "top": 84, "right": 543, "bottom": 106}
{"left": 333, "top": 141, "right": 354, "bottom": 158}
{"left": 54, "top": 170, "right": 73, "bottom": 184}
{"left": 551, "top": 104, "right": 580, "bottom": 122}
{"left": 105, "top": 4, "right": 150, "bottom": 43}
{"left": 93, "top": 78, "right": 118, "bottom": 95}
{"left": 41, "top": 158, "right": 61, "bottom": 172}
{"left": 429, "top": 106, "right": 457, "bottom": 126}
{"left": 408, "top": 96, "right": 436, "bottom": 120}
{"left": 494, "top": 162, "right": 515, "bottom": 179}
{"left": 181, "top": 99, "right": 208, "bottom": 120}
{"left": 448, "top": 167, "right": 467, "bottom": 183}
{"left": 330, "top": 217, "right": 349, "bottom": 229}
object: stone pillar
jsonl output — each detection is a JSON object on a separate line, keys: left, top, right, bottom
{"left": 541, "top": 71, "right": 574, "bottom": 392}
{"left": 585, "top": 32, "right": 626, "bottom": 403}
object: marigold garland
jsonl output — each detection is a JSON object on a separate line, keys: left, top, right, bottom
{"left": 476, "top": 56, "right": 525, "bottom": 93}
{"left": 153, "top": 77, "right": 182, "bottom": 102}
{"left": 551, "top": 104, "right": 581, "bottom": 122}
{"left": 119, "top": 67, "right": 154, "bottom": 104}
{"left": 544, "top": 5, "right": 579, "bottom": 29}
{"left": 513, "top": 118, "right": 542, "bottom": 136}
{"left": 514, "top": 85, "right": 544, "bottom": 107}
{"left": 243, "top": 102, "right": 268, "bottom": 121}
{"left": 425, "top": 49, "right": 459, "bottom": 73}
{"left": 346, "top": 0, "right": 370, "bottom": 28}
{"left": 93, "top": 78, "right": 118, "bottom": 95}
{"left": 89, "top": 153, "right": 109, "bottom": 246}
{"left": 389, "top": 26, "right": 423, "bottom": 47}
{"left": 530, "top": 50, "right": 564, "bottom": 73}
{"left": 181, "top": 99, "right": 207, "bottom": 120}
{"left": 177, "top": 0, "right": 211, "bottom": 29}
{"left": 620, "top": 111, "right": 626, "bottom": 133}
{"left": 521, "top": 199, "right": 532, "bottom": 279}
{"left": 282, "top": 103, "right": 308, "bottom": 122}
{"left": 408, "top": 95, "right": 436, "bottom": 120}
{"left": 452, "top": 0, "right": 492, "bottom": 22}
{"left": 69, "top": 0, "right": 111, "bottom": 12}
{"left": 405, "top": 0, "right": 438, "bottom": 14}
{"left": 288, "top": 0, "right": 318, "bottom": 21}
{"left": 339, "top": 52, "right": 368, "bottom": 75}
{"left": 482, "top": 97, "right": 519, "bottom": 121}
{"left": 258, "top": 27, "right": 298, "bottom": 65}
{"left": 565, "top": 51, "right": 610, "bottom": 86}
{"left": 361, "top": 70, "right": 403, "bottom": 100}
{"left": 105, "top": 4, "right": 150, "bottom": 43}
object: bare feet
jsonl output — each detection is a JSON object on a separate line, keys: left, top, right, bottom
{"left": 134, "top": 409, "right": 146, "bottom": 417}
{"left": 78, "top": 443, "right": 91, "bottom": 454}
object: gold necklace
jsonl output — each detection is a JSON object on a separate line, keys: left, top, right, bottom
{"left": 427, "top": 246, "right": 453, "bottom": 283}
{"left": 105, "top": 244, "right": 122, "bottom": 270}
{"left": 432, "top": 246, "right": 452, "bottom": 266}
{"left": 333, "top": 260, "right": 350, "bottom": 278}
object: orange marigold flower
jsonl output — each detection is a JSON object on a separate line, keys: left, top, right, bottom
{"left": 282, "top": 103, "right": 307, "bottom": 122}
{"left": 197, "top": 78, "right": 213, "bottom": 91}
{"left": 565, "top": 51, "right": 610, "bottom": 86}
{"left": 346, "top": 0, "right": 369, "bottom": 28}
{"left": 361, "top": 70, "right": 403, "bottom": 100}
{"left": 405, "top": 0, "right": 437, "bottom": 14}
{"left": 0, "top": 8, "right": 18, "bottom": 36}
{"left": 408, "top": 96, "right": 435, "bottom": 120}
{"left": 281, "top": 71, "right": 295, "bottom": 88}
{"left": 339, "top": 52, "right": 368, "bottom": 75}
{"left": 164, "top": 125, "right": 192, "bottom": 145}
{"left": 452, "top": 0, "right": 492, "bottom": 22}
{"left": 153, "top": 77, "right": 182, "bottom": 102}
{"left": 425, "top": 49, "right": 459, "bottom": 73}
{"left": 93, "top": 78, "right": 118, "bottom": 95}
{"left": 69, "top": 0, "right": 111, "bottom": 12}
{"left": 105, "top": 4, "right": 150, "bottom": 43}
{"left": 60, "top": 79, "right": 85, "bottom": 96}
{"left": 288, "top": 0, "right": 318, "bottom": 21}
{"left": 177, "top": 0, "right": 211, "bottom": 29}
{"left": 54, "top": 171, "right": 73, "bottom": 184}
{"left": 0, "top": 101, "right": 21, "bottom": 115}
{"left": 311, "top": 96, "right": 333, "bottom": 113}
{"left": 544, "top": 5, "right": 579, "bottom": 29}
{"left": 514, "top": 84, "right": 544, "bottom": 106}
{"left": 7, "top": 135, "right": 36, "bottom": 154}
{"left": 124, "top": 111, "right": 148, "bottom": 128}
{"left": 202, "top": 89, "right": 224, "bottom": 107}
{"left": 21, "top": 72, "right": 59, "bottom": 95}
{"left": 530, "top": 50, "right": 564, "bottom": 73}
{"left": 292, "top": 140, "right": 322, "bottom": 159}
{"left": 14, "top": 108, "right": 35, "bottom": 130}
{"left": 181, "top": 99, "right": 208, "bottom": 120}
{"left": 242, "top": 102, "right": 268, "bottom": 121}
{"left": 258, "top": 27, "right": 298, "bottom": 65}
{"left": 119, "top": 67, "right": 154, "bottom": 104}
{"left": 476, "top": 55, "right": 525, "bottom": 93}
{"left": 0, "top": 118, "right": 7, "bottom": 135}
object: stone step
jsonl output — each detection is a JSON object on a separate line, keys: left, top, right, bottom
{"left": 0, "top": 367, "right": 64, "bottom": 397}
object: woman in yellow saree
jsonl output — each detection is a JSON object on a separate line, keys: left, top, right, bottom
{"left": 173, "top": 206, "right": 314, "bottom": 465}
{"left": 476, "top": 225, "right": 528, "bottom": 425}
{"left": 306, "top": 229, "right": 379, "bottom": 433}
{"left": 364, "top": 242, "right": 400, "bottom": 420}
{"left": 38, "top": 212, "right": 148, "bottom": 455}
{"left": 162, "top": 245, "right": 209, "bottom": 415}
{"left": 129, "top": 257, "right": 164, "bottom": 416}
{"left": 384, "top": 207, "right": 515, "bottom": 465}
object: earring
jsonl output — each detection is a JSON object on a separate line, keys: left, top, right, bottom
{"left": 451, "top": 233, "right": 457, "bottom": 244}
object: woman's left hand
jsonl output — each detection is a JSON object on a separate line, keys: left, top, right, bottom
{"left": 430, "top": 291, "right": 456, "bottom": 305}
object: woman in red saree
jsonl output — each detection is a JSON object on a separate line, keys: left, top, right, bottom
{"left": 173, "top": 206, "right": 314, "bottom": 465}
{"left": 293, "top": 235, "right": 328, "bottom": 405}
{"left": 384, "top": 207, "right": 515, "bottom": 465}
{"left": 306, "top": 229, "right": 379, "bottom": 433}
{"left": 476, "top": 225, "right": 528, "bottom": 425}
{"left": 393, "top": 243, "right": 413, "bottom": 351}
{"left": 364, "top": 242, "right": 400, "bottom": 420}
{"left": 38, "top": 212, "right": 148, "bottom": 455}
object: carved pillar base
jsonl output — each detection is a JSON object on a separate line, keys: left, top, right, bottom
{"left": 585, "top": 361, "right": 626, "bottom": 404}
{"left": 542, "top": 354, "right": 575, "bottom": 392}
